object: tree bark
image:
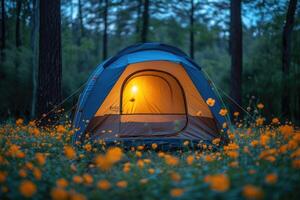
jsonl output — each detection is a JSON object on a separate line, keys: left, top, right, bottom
{"left": 281, "top": 0, "right": 297, "bottom": 119}
{"left": 141, "top": 0, "right": 149, "bottom": 43}
{"left": 78, "top": 0, "right": 84, "bottom": 42}
{"left": 37, "top": 0, "right": 62, "bottom": 124}
{"left": 0, "top": 0, "right": 5, "bottom": 61}
{"left": 229, "top": 0, "right": 243, "bottom": 116}
{"left": 102, "top": 0, "right": 108, "bottom": 60}
{"left": 189, "top": 0, "right": 194, "bottom": 59}
{"left": 135, "top": 0, "right": 142, "bottom": 42}
{"left": 0, "top": 0, "right": 5, "bottom": 81}
{"left": 30, "top": 0, "right": 39, "bottom": 118}
{"left": 15, "top": 0, "right": 22, "bottom": 47}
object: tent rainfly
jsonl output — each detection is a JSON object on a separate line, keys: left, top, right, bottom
{"left": 72, "top": 43, "right": 229, "bottom": 148}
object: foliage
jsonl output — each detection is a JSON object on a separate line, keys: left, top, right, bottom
{"left": 1, "top": 109, "right": 300, "bottom": 199}
{"left": 0, "top": 0, "right": 299, "bottom": 123}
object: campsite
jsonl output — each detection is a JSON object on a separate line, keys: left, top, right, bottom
{"left": 0, "top": 0, "right": 300, "bottom": 199}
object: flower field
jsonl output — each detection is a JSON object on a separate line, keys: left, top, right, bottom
{"left": 1, "top": 116, "right": 300, "bottom": 200}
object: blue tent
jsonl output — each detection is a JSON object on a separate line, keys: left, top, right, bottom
{"left": 73, "top": 43, "right": 229, "bottom": 147}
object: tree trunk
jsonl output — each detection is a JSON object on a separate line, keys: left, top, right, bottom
{"left": 281, "top": 0, "right": 297, "bottom": 120}
{"left": 102, "top": 0, "right": 108, "bottom": 60}
{"left": 135, "top": 0, "right": 142, "bottom": 42}
{"left": 78, "top": 0, "right": 84, "bottom": 45}
{"left": 37, "top": 0, "right": 62, "bottom": 124}
{"left": 15, "top": 0, "right": 21, "bottom": 47}
{"left": 30, "top": 0, "right": 39, "bottom": 118}
{"left": 229, "top": 0, "right": 243, "bottom": 116}
{"left": 141, "top": 0, "right": 149, "bottom": 43}
{"left": 0, "top": 0, "right": 5, "bottom": 62}
{"left": 189, "top": 0, "right": 194, "bottom": 59}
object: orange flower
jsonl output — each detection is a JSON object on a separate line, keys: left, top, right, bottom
{"left": 256, "top": 117, "right": 265, "bottom": 126}
{"left": 83, "top": 173, "right": 93, "bottom": 185}
{"left": 19, "top": 180, "right": 37, "bottom": 198}
{"left": 73, "top": 176, "right": 83, "bottom": 184}
{"left": 206, "top": 98, "right": 215, "bottom": 107}
{"left": 212, "top": 138, "right": 221, "bottom": 145}
{"left": 116, "top": 180, "right": 127, "bottom": 188}
{"left": 265, "top": 173, "right": 277, "bottom": 184}
{"left": 186, "top": 155, "right": 194, "bottom": 165}
{"left": 151, "top": 143, "right": 158, "bottom": 150}
{"left": 16, "top": 118, "right": 24, "bottom": 126}
{"left": 279, "top": 125, "right": 294, "bottom": 139}
{"left": 35, "top": 153, "right": 46, "bottom": 165}
{"left": 291, "top": 149, "right": 300, "bottom": 158}
{"left": 137, "top": 159, "right": 144, "bottom": 168}
{"left": 19, "top": 169, "right": 27, "bottom": 178}
{"left": 233, "top": 112, "right": 239, "bottom": 117}
{"left": 271, "top": 118, "right": 280, "bottom": 124}
{"left": 56, "top": 178, "right": 68, "bottom": 188}
{"left": 219, "top": 108, "right": 228, "bottom": 116}
{"left": 0, "top": 171, "right": 6, "bottom": 183}
{"left": 183, "top": 140, "right": 189, "bottom": 146}
{"left": 204, "top": 174, "right": 230, "bottom": 192}
{"left": 170, "top": 172, "right": 181, "bottom": 182}
{"left": 84, "top": 144, "right": 92, "bottom": 152}
{"left": 95, "top": 155, "right": 112, "bottom": 171}
{"left": 204, "top": 155, "right": 214, "bottom": 162}
{"left": 257, "top": 103, "right": 264, "bottom": 109}
{"left": 170, "top": 188, "right": 184, "bottom": 197}
{"left": 243, "top": 185, "right": 264, "bottom": 200}
{"left": 250, "top": 140, "right": 259, "bottom": 147}
{"left": 97, "top": 180, "right": 111, "bottom": 190}
{"left": 51, "top": 187, "right": 68, "bottom": 200}
{"left": 292, "top": 159, "right": 300, "bottom": 169}
{"left": 64, "top": 146, "right": 76, "bottom": 159}
{"left": 33, "top": 168, "right": 42, "bottom": 180}
{"left": 136, "top": 151, "right": 142, "bottom": 157}
{"left": 260, "top": 135, "right": 270, "bottom": 146}
{"left": 56, "top": 125, "right": 67, "bottom": 133}
{"left": 106, "top": 147, "right": 123, "bottom": 163}
{"left": 148, "top": 168, "right": 155, "bottom": 174}
{"left": 226, "top": 151, "right": 239, "bottom": 159}
{"left": 164, "top": 155, "right": 179, "bottom": 166}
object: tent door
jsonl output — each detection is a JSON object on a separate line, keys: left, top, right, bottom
{"left": 119, "top": 70, "right": 187, "bottom": 137}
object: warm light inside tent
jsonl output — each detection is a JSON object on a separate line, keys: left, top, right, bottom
{"left": 131, "top": 85, "right": 138, "bottom": 94}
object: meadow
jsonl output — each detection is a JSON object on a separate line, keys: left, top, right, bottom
{"left": 0, "top": 105, "right": 300, "bottom": 200}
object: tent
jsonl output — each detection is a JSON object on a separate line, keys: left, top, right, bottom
{"left": 72, "top": 43, "right": 229, "bottom": 148}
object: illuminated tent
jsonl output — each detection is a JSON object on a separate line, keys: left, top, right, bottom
{"left": 73, "top": 43, "right": 229, "bottom": 147}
